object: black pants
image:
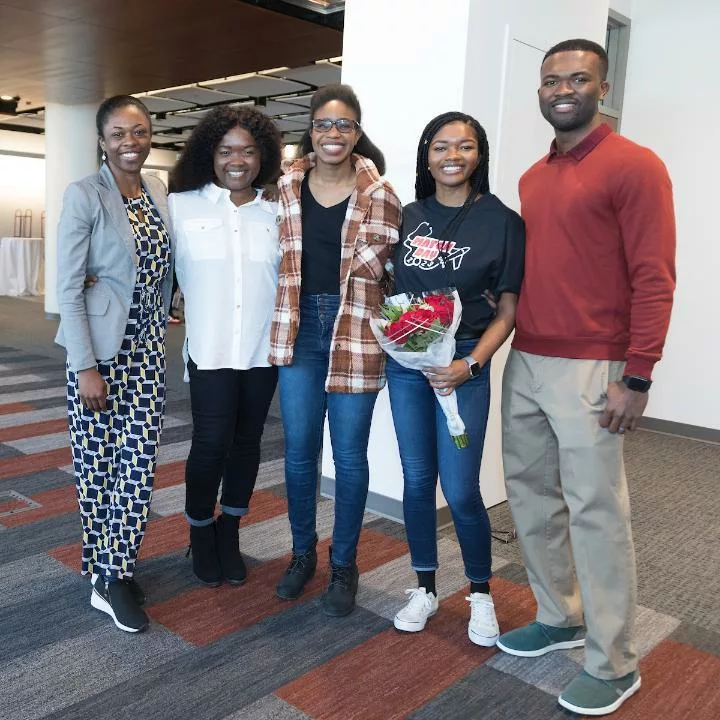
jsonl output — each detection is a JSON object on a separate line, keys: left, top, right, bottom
{"left": 185, "top": 357, "right": 278, "bottom": 523}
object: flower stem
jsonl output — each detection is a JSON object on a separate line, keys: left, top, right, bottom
{"left": 453, "top": 433, "right": 469, "bottom": 449}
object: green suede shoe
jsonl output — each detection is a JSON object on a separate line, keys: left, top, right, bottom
{"left": 558, "top": 670, "right": 641, "bottom": 716}
{"left": 496, "top": 621, "right": 585, "bottom": 657}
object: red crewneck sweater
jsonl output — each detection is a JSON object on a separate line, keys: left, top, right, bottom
{"left": 513, "top": 124, "right": 676, "bottom": 379}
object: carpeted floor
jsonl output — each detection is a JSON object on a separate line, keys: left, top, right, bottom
{"left": 1, "top": 296, "right": 719, "bottom": 719}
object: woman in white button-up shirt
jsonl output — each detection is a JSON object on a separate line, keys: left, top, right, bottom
{"left": 168, "top": 106, "right": 282, "bottom": 587}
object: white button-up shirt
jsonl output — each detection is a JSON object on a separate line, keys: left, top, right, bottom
{"left": 169, "top": 183, "right": 280, "bottom": 373}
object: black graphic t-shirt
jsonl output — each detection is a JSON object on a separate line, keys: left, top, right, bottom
{"left": 393, "top": 193, "right": 525, "bottom": 338}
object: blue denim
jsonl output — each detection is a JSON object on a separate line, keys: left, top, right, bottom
{"left": 279, "top": 294, "right": 378, "bottom": 567}
{"left": 386, "top": 339, "right": 493, "bottom": 582}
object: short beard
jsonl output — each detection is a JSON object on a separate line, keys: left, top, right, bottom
{"left": 541, "top": 103, "right": 598, "bottom": 133}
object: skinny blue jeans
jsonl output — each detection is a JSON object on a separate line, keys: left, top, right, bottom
{"left": 386, "top": 339, "right": 493, "bottom": 582}
{"left": 279, "top": 294, "right": 378, "bottom": 567}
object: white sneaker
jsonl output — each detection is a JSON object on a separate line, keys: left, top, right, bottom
{"left": 467, "top": 592, "right": 499, "bottom": 646}
{"left": 393, "top": 587, "right": 439, "bottom": 632}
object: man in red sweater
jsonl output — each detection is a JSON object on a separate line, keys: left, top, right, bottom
{"left": 496, "top": 39, "right": 675, "bottom": 716}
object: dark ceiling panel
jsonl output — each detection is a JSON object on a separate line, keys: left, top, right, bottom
{"left": 0, "top": 0, "right": 342, "bottom": 109}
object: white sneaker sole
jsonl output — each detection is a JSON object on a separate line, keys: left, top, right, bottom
{"left": 496, "top": 636, "right": 585, "bottom": 657}
{"left": 394, "top": 609, "right": 437, "bottom": 632}
{"left": 558, "top": 676, "right": 641, "bottom": 716}
{"left": 469, "top": 627, "right": 500, "bottom": 647}
{"left": 90, "top": 587, "right": 146, "bottom": 633}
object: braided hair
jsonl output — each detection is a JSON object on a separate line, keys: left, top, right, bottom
{"left": 415, "top": 112, "right": 490, "bottom": 243}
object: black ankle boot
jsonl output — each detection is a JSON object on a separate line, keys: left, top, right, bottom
{"left": 188, "top": 522, "right": 222, "bottom": 587}
{"left": 215, "top": 514, "right": 247, "bottom": 585}
{"left": 276, "top": 536, "right": 318, "bottom": 600}
{"left": 322, "top": 546, "right": 359, "bottom": 617}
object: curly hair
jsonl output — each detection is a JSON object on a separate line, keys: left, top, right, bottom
{"left": 170, "top": 106, "right": 282, "bottom": 192}
{"left": 299, "top": 83, "right": 386, "bottom": 175}
{"left": 414, "top": 111, "right": 490, "bottom": 244}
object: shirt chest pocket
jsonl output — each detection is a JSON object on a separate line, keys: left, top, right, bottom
{"left": 182, "top": 218, "right": 226, "bottom": 261}
{"left": 246, "top": 221, "right": 281, "bottom": 265}
{"left": 352, "top": 225, "right": 390, "bottom": 281}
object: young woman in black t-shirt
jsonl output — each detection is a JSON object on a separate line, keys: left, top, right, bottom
{"left": 388, "top": 112, "right": 525, "bottom": 645}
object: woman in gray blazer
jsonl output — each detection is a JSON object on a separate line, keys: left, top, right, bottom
{"left": 55, "top": 95, "right": 173, "bottom": 634}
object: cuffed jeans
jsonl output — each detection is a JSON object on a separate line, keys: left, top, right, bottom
{"left": 502, "top": 350, "right": 637, "bottom": 679}
{"left": 386, "top": 339, "right": 493, "bottom": 583}
{"left": 185, "top": 356, "right": 277, "bottom": 525}
{"left": 279, "top": 294, "right": 378, "bottom": 567}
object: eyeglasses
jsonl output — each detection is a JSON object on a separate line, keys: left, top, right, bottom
{"left": 310, "top": 118, "right": 361, "bottom": 133}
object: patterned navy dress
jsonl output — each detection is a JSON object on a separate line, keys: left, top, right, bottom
{"left": 67, "top": 188, "right": 171, "bottom": 580}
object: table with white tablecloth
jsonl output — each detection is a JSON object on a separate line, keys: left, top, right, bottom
{"left": 0, "top": 237, "right": 45, "bottom": 296}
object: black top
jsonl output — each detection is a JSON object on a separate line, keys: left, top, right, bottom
{"left": 393, "top": 193, "right": 525, "bottom": 338}
{"left": 300, "top": 177, "right": 350, "bottom": 295}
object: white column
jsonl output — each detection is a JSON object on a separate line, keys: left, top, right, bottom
{"left": 324, "top": 0, "right": 610, "bottom": 522}
{"left": 44, "top": 103, "right": 99, "bottom": 315}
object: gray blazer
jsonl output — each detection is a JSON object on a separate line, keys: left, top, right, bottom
{"left": 55, "top": 164, "right": 174, "bottom": 372}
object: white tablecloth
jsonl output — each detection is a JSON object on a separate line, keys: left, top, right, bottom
{"left": 0, "top": 237, "right": 45, "bottom": 296}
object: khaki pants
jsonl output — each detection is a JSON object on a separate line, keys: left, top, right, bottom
{"left": 501, "top": 350, "right": 637, "bottom": 679}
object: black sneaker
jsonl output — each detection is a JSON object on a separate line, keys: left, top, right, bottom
{"left": 92, "top": 574, "right": 146, "bottom": 605}
{"left": 215, "top": 514, "right": 247, "bottom": 585}
{"left": 91, "top": 578, "right": 149, "bottom": 633}
{"left": 276, "top": 539, "right": 318, "bottom": 600}
{"left": 187, "top": 522, "right": 222, "bottom": 587}
{"left": 322, "top": 548, "right": 359, "bottom": 617}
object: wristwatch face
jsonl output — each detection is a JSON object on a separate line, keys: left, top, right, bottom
{"left": 623, "top": 375, "right": 652, "bottom": 393}
{"left": 465, "top": 357, "right": 481, "bottom": 377}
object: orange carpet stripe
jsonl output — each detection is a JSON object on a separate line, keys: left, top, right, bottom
{"left": 154, "top": 460, "right": 186, "bottom": 489}
{"left": 610, "top": 639, "right": 720, "bottom": 719}
{"left": 0, "top": 418, "right": 68, "bottom": 443}
{"left": 0, "top": 401, "right": 35, "bottom": 416}
{"left": 48, "top": 489, "right": 288, "bottom": 572}
{"left": 275, "top": 576, "right": 537, "bottom": 720}
{"left": 0, "top": 447, "right": 71, "bottom": 480}
{"left": 147, "top": 528, "right": 408, "bottom": 647}
{"left": 3, "top": 459, "right": 283, "bottom": 529}
{"left": 1, "top": 484, "right": 76, "bottom": 527}
{"left": 0, "top": 497, "right": 28, "bottom": 514}
{"left": 3, "top": 460, "right": 186, "bottom": 528}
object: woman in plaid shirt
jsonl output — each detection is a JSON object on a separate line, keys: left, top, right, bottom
{"left": 270, "top": 84, "right": 401, "bottom": 617}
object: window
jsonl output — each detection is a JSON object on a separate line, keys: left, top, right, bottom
{"left": 602, "top": 10, "right": 631, "bottom": 131}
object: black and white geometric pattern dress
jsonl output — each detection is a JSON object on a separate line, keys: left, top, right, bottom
{"left": 67, "top": 189, "right": 171, "bottom": 580}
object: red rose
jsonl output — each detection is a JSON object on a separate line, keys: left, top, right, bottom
{"left": 402, "top": 308, "right": 436, "bottom": 332}
{"left": 423, "top": 294, "right": 453, "bottom": 325}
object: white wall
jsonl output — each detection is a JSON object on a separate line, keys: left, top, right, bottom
{"left": 621, "top": 0, "right": 720, "bottom": 430}
{"left": 610, "top": 0, "right": 633, "bottom": 18}
{"left": 0, "top": 155, "right": 45, "bottom": 238}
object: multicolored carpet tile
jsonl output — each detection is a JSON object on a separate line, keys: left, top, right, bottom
{"left": 0, "top": 343, "right": 719, "bottom": 720}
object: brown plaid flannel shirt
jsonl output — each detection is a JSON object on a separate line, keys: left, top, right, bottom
{"left": 269, "top": 153, "right": 402, "bottom": 393}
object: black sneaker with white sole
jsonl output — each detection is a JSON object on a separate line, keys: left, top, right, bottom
{"left": 92, "top": 574, "right": 146, "bottom": 605}
{"left": 91, "top": 578, "right": 149, "bottom": 633}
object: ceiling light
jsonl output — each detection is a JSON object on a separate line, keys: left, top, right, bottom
{"left": 279, "top": 0, "right": 344, "bottom": 14}
{"left": 0, "top": 95, "right": 19, "bottom": 114}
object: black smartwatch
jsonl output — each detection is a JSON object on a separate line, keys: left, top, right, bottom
{"left": 463, "top": 356, "right": 481, "bottom": 378}
{"left": 622, "top": 375, "right": 652, "bottom": 393}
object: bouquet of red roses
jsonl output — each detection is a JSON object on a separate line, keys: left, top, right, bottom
{"left": 371, "top": 288, "right": 468, "bottom": 448}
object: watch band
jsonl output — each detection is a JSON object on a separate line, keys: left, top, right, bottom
{"left": 463, "top": 356, "right": 481, "bottom": 378}
{"left": 622, "top": 375, "right": 652, "bottom": 393}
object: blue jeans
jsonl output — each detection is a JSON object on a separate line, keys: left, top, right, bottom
{"left": 279, "top": 294, "right": 378, "bottom": 567}
{"left": 386, "top": 339, "right": 492, "bottom": 582}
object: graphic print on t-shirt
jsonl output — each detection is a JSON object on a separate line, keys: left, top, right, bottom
{"left": 402, "top": 221, "right": 470, "bottom": 271}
